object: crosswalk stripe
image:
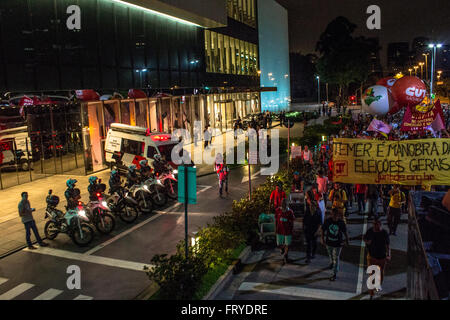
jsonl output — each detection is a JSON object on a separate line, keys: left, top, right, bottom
{"left": 24, "top": 246, "right": 152, "bottom": 272}
{"left": 0, "top": 283, "right": 34, "bottom": 300}
{"left": 33, "top": 288, "right": 63, "bottom": 300}
{"left": 238, "top": 282, "right": 355, "bottom": 300}
{"left": 0, "top": 278, "right": 8, "bottom": 286}
{"left": 73, "top": 294, "right": 93, "bottom": 300}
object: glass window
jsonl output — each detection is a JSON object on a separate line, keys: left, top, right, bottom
{"left": 147, "top": 146, "right": 157, "bottom": 158}
{"left": 230, "top": 38, "right": 236, "bottom": 74}
{"left": 218, "top": 33, "right": 224, "bottom": 73}
{"left": 211, "top": 31, "right": 217, "bottom": 73}
{"left": 122, "top": 138, "right": 143, "bottom": 156}
{"left": 224, "top": 36, "right": 231, "bottom": 74}
{"left": 235, "top": 39, "right": 241, "bottom": 75}
{"left": 205, "top": 30, "right": 211, "bottom": 73}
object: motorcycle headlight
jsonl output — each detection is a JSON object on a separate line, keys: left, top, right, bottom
{"left": 102, "top": 201, "right": 108, "bottom": 208}
{"left": 78, "top": 210, "right": 87, "bottom": 219}
{"left": 173, "top": 169, "right": 178, "bottom": 174}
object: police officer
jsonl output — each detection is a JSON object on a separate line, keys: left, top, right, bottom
{"left": 139, "top": 159, "right": 152, "bottom": 181}
{"left": 88, "top": 176, "right": 100, "bottom": 201}
{"left": 109, "top": 170, "right": 122, "bottom": 195}
{"left": 65, "top": 178, "right": 79, "bottom": 210}
{"left": 126, "top": 165, "right": 139, "bottom": 188}
{"left": 153, "top": 154, "right": 168, "bottom": 176}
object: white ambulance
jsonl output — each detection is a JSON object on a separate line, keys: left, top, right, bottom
{"left": 105, "top": 123, "right": 181, "bottom": 175}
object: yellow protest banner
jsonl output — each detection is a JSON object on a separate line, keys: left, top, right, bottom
{"left": 332, "top": 138, "right": 450, "bottom": 185}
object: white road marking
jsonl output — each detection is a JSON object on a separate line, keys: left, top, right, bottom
{"left": 0, "top": 277, "right": 8, "bottom": 286}
{"left": 154, "top": 211, "right": 213, "bottom": 216}
{"left": 24, "top": 247, "right": 152, "bottom": 272}
{"left": 241, "top": 170, "right": 261, "bottom": 183}
{"left": 356, "top": 214, "right": 368, "bottom": 294}
{"left": 238, "top": 282, "right": 355, "bottom": 300}
{"left": 33, "top": 288, "right": 63, "bottom": 300}
{"left": 84, "top": 186, "right": 211, "bottom": 255}
{"left": 73, "top": 294, "right": 93, "bottom": 300}
{"left": 0, "top": 283, "right": 34, "bottom": 300}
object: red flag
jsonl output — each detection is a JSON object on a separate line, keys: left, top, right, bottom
{"left": 331, "top": 118, "right": 342, "bottom": 125}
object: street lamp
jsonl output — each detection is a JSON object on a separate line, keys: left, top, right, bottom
{"left": 316, "top": 76, "right": 320, "bottom": 107}
{"left": 428, "top": 43, "right": 443, "bottom": 100}
{"left": 135, "top": 68, "right": 148, "bottom": 88}
{"left": 422, "top": 53, "right": 430, "bottom": 81}
{"left": 413, "top": 66, "right": 418, "bottom": 77}
{"left": 419, "top": 62, "right": 424, "bottom": 79}
{"left": 408, "top": 68, "right": 412, "bottom": 76}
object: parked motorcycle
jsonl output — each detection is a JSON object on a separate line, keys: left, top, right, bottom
{"left": 81, "top": 184, "right": 116, "bottom": 234}
{"left": 143, "top": 176, "right": 167, "bottom": 207}
{"left": 157, "top": 169, "right": 178, "bottom": 200}
{"left": 106, "top": 187, "right": 140, "bottom": 223}
{"left": 44, "top": 190, "right": 94, "bottom": 247}
{"left": 129, "top": 181, "right": 154, "bottom": 214}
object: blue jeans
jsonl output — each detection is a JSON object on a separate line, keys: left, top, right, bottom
{"left": 368, "top": 198, "right": 379, "bottom": 218}
{"left": 326, "top": 245, "right": 343, "bottom": 275}
{"left": 24, "top": 220, "right": 43, "bottom": 247}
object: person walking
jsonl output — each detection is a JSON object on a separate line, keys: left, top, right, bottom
{"left": 312, "top": 183, "right": 326, "bottom": 224}
{"left": 355, "top": 184, "right": 367, "bottom": 215}
{"left": 387, "top": 185, "right": 406, "bottom": 236}
{"left": 304, "top": 190, "right": 322, "bottom": 264}
{"left": 275, "top": 199, "right": 295, "bottom": 264}
{"left": 19, "top": 192, "right": 48, "bottom": 250}
{"left": 203, "top": 125, "right": 211, "bottom": 149}
{"left": 363, "top": 218, "right": 391, "bottom": 299}
{"left": 321, "top": 208, "right": 349, "bottom": 281}
{"left": 366, "top": 184, "right": 381, "bottom": 219}
{"left": 215, "top": 153, "right": 229, "bottom": 198}
{"left": 269, "top": 183, "right": 286, "bottom": 212}
{"left": 328, "top": 183, "right": 348, "bottom": 222}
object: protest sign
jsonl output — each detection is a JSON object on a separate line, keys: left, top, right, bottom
{"left": 332, "top": 138, "right": 450, "bottom": 185}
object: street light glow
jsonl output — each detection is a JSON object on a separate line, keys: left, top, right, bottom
{"left": 110, "top": 0, "right": 201, "bottom": 27}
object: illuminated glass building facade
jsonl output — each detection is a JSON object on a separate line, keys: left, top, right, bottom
{"left": 257, "top": 0, "right": 291, "bottom": 111}
{"left": 0, "top": 0, "right": 288, "bottom": 188}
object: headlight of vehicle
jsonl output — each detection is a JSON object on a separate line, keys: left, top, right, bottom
{"left": 157, "top": 179, "right": 162, "bottom": 184}
{"left": 78, "top": 210, "right": 87, "bottom": 219}
{"left": 101, "top": 201, "right": 108, "bottom": 208}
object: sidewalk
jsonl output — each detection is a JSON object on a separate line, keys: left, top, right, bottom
{"left": 215, "top": 199, "right": 408, "bottom": 300}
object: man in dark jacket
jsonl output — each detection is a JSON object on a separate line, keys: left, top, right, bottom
{"left": 304, "top": 190, "right": 322, "bottom": 263}
{"left": 19, "top": 192, "right": 48, "bottom": 250}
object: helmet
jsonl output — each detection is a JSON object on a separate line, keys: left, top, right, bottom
{"left": 88, "top": 176, "right": 98, "bottom": 184}
{"left": 128, "top": 164, "right": 136, "bottom": 172}
{"left": 154, "top": 154, "right": 161, "bottom": 161}
{"left": 139, "top": 159, "right": 148, "bottom": 167}
{"left": 66, "top": 179, "right": 77, "bottom": 188}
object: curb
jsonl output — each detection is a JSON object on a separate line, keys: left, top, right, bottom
{"left": 202, "top": 246, "right": 252, "bottom": 300}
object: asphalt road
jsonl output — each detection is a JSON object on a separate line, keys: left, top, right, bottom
{"left": 0, "top": 165, "right": 267, "bottom": 300}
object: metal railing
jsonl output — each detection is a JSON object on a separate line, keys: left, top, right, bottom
{"left": 407, "top": 191, "right": 440, "bottom": 300}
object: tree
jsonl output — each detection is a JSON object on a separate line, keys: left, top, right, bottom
{"left": 315, "top": 17, "right": 380, "bottom": 106}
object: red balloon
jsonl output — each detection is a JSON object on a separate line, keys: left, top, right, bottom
{"left": 376, "top": 77, "right": 397, "bottom": 89}
{"left": 391, "top": 76, "right": 427, "bottom": 107}
{"left": 388, "top": 101, "right": 402, "bottom": 115}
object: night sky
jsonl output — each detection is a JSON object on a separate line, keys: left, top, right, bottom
{"left": 276, "top": 0, "right": 450, "bottom": 67}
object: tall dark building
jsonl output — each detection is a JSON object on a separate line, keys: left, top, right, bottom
{"left": 387, "top": 42, "right": 410, "bottom": 73}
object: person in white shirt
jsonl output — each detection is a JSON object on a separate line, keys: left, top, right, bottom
{"left": 302, "top": 145, "right": 313, "bottom": 164}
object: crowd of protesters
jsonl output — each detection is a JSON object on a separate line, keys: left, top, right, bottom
{"left": 266, "top": 101, "right": 450, "bottom": 298}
